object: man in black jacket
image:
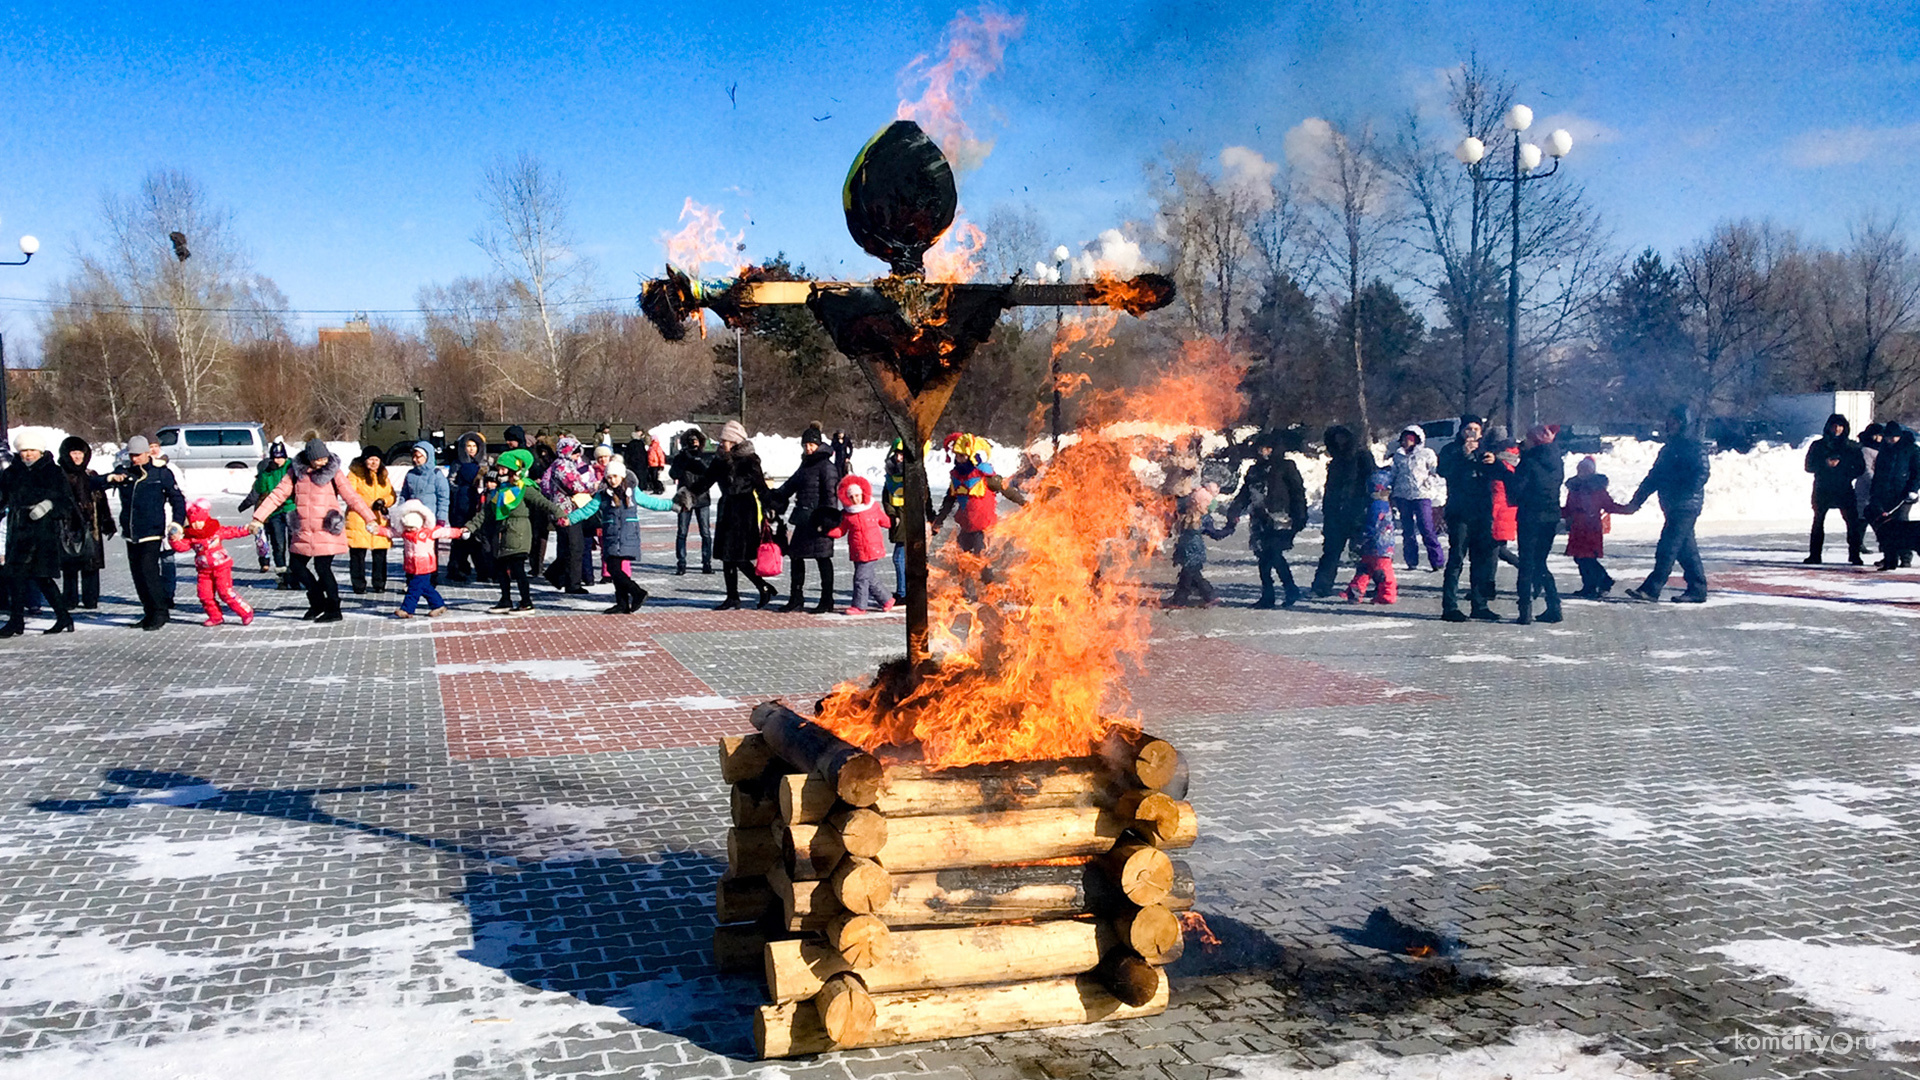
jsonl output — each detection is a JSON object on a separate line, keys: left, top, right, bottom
{"left": 1804, "top": 413, "right": 1865, "bottom": 565}
{"left": 1310, "top": 425, "right": 1378, "bottom": 597}
{"left": 1625, "top": 405, "right": 1711, "bottom": 603}
{"left": 667, "top": 429, "right": 716, "bottom": 574}
{"left": 1226, "top": 429, "right": 1310, "bottom": 608}
{"left": 105, "top": 435, "right": 188, "bottom": 630}
{"left": 1868, "top": 421, "right": 1920, "bottom": 569}
{"left": 1510, "top": 424, "right": 1566, "bottom": 624}
{"left": 1435, "top": 414, "right": 1498, "bottom": 621}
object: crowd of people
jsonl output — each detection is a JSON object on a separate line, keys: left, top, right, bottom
{"left": 5, "top": 403, "right": 1918, "bottom": 637}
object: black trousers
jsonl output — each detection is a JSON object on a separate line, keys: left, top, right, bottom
{"left": 609, "top": 559, "right": 647, "bottom": 609}
{"left": 127, "top": 540, "right": 168, "bottom": 624}
{"left": 1311, "top": 515, "right": 1360, "bottom": 594}
{"left": 723, "top": 562, "right": 774, "bottom": 603}
{"left": 1252, "top": 532, "right": 1297, "bottom": 604}
{"left": 1515, "top": 516, "right": 1562, "bottom": 621}
{"left": 496, "top": 553, "right": 532, "bottom": 606}
{"left": 5, "top": 575, "right": 67, "bottom": 626}
{"left": 1442, "top": 517, "right": 1495, "bottom": 613}
{"left": 348, "top": 547, "right": 388, "bottom": 593}
{"left": 1167, "top": 565, "right": 1217, "bottom": 606}
{"left": 62, "top": 566, "right": 101, "bottom": 609}
{"left": 1810, "top": 493, "right": 1862, "bottom": 561}
{"left": 288, "top": 553, "right": 340, "bottom": 610}
{"left": 549, "top": 522, "right": 585, "bottom": 590}
{"left": 787, "top": 557, "right": 834, "bottom": 608}
{"left": 1640, "top": 508, "right": 1707, "bottom": 598}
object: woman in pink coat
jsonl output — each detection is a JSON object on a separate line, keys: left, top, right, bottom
{"left": 250, "top": 438, "right": 376, "bottom": 623}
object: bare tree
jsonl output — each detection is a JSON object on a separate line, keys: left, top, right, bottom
{"left": 1806, "top": 215, "right": 1920, "bottom": 403}
{"left": 88, "top": 170, "right": 273, "bottom": 420}
{"left": 1675, "top": 220, "right": 1806, "bottom": 415}
{"left": 1150, "top": 150, "right": 1291, "bottom": 345}
{"left": 1293, "top": 119, "right": 1396, "bottom": 438}
{"left": 472, "top": 152, "right": 597, "bottom": 415}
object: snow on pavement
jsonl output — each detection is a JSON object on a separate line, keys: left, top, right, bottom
{"left": 1707, "top": 939, "right": 1920, "bottom": 1058}
{"left": 1209, "top": 1025, "right": 1667, "bottom": 1078}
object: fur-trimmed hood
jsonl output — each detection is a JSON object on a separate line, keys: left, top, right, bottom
{"left": 295, "top": 446, "right": 344, "bottom": 485}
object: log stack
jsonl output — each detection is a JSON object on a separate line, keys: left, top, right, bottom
{"left": 711, "top": 702, "right": 1197, "bottom": 1058}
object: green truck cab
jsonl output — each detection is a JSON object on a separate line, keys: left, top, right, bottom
{"left": 360, "top": 393, "right": 652, "bottom": 464}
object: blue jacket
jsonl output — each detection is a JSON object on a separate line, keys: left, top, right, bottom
{"left": 398, "top": 441, "right": 450, "bottom": 523}
{"left": 110, "top": 461, "right": 187, "bottom": 544}
{"left": 567, "top": 487, "right": 673, "bottom": 560}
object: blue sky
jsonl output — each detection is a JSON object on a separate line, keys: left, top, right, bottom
{"left": 1, "top": 1, "right": 1917, "bottom": 344}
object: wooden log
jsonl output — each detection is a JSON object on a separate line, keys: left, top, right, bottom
{"left": 1094, "top": 950, "right": 1164, "bottom": 1007}
{"left": 732, "top": 784, "right": 779, "bottom": 828}
{"left": 777, "top": 860, "right": 1196, "bottom": 930}
{"left": 1112, "top": 903, "right": 1184, "bottom": 964}
{"left": 728, "top": 826, "right": 780, "bottom": 878}
{"left": 718, "top": 733, "right": 775, "bottom": 784}
{"left": 1098, "top": 727, "right": 1186, "bottom": 795}
{"left": 783, "top": 804, "right": 1195, "bottom": 877}
{"left": 716, "top": 874, "right": 771, "bottom": 924}
{"left": 825, "top": 913, "right": 891, "bottom": 968}
{"left": 1100, "top": 840, "right": 1176, "bottom": 906}
{"left": 830, "top": 856, "right": 894, "bottom": 915}
{"left": 814, "top": 972, "right": 876, "bottom": 1048}
{"left": 777, "top": 760, "right": 1128, "bottom": 823}
{"left": 767, "top": 918, "right": 1123, "bottom": 1003}
{"left": 713, "top": 921, "right": 769, "bottom": 973}
{"left": 755, "top": 973, "right": 1170, "bottom": 1058}
{"left": 753, "top": 702, "right": 884, "bottom": 807}
{"left": 829, "top": 807, "right": 888, "bottom": 859}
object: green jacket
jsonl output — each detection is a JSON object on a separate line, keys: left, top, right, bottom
{"left": 244, "top": 460, "right": 295, "bottom": 518}
{"left": 461, "top": 483, "right": 569, "bottom": 558}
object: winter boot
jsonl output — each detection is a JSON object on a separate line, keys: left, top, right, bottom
{"left": 314, "top": 600, "right": 343, "bottom": 624}
{"left": 629, "top": 587, "right": 648, "bottom": 610}
{"left": 0, "top": 618, "right": 23, "bottom": 638}
{"left": 779, "top": 562, "right": 807, "bottom": 612}
{"left": 42, "top": 613, "right": 74, "bottom": 634}
{"left": 1441, "top": 608, "right": 1468, "bottom": 623}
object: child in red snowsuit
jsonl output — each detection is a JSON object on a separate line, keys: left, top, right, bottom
{"left": 1346, "top": 469, "right": 1399, "bottom": 604}
{"left": 168, "top": 499, "right": 255, "bottom": 626}
{"left": 1561, "top": 455, "right": 1635, "bottom": 598}
{"left": 826, "top": 475, "right": 894, "bottom": 614}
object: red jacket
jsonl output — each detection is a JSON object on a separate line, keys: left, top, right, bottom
{"left": 1561, "top": 474, "right": 1627, "bottom": 558}
{"left": 827, "top": 475, "right": 892, "bottom": 563}
{"left": 1490, "top": 462, "right": 1518, "bottom": 543}
{"left": 379, "top": 523, "right": 465, "bottom": 576}
{"left": 170, "top": 522, "right": 250, "bottom": 571}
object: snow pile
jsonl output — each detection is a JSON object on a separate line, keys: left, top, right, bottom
{"left": 1707, "top": 939, "right": 1920, "bottom": 1058}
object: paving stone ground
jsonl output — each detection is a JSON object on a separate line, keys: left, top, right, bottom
{"left": 2, "top": 493, "right": 1918, "bottom": 1079}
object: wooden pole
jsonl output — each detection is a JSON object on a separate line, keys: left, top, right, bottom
{"left": 773, "top": 860, "right": 1196, "bottom": 929}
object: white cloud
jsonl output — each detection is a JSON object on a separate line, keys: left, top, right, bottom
{"left": 1786, "top": 121, "right": 1920, "bottom": 168}
{"left": 1535, "top": 112, "right": 1621, "bottom": 149}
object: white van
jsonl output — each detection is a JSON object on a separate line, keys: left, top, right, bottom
{"left": 154, "top": 423, "right": 267, "bottom": 468}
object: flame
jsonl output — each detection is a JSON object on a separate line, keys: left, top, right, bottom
{"left": 813, "top": 333, "right": 1249, "bottom": 767}
{"left": 1406, "top": 944, "right": 1437, "bottom": 959}
{"left": 923, "top": 216, "right": 986, "bottom": 283}
{"left": 896, "top": 7, "right": 1025, "bottom": 172}
{"left": 1179, "top": 911, "right": 1223, "bottom": 948}
{"left": 1080, "top": 337, "right": 1247, "bottom": 433}
{"left": 661, "top": 198, "right": 744, "bottom": 276}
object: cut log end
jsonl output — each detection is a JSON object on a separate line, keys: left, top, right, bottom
{"left": 835, "top": 754, "right": 885, "bottom": 807}
{"left": 1114, "top": 904, "right": 1184, "bottom": 965}
{"left": 719, "top": 732, "right": 775, "bottom": 784}
{"left": 831, "top": 856, "right": 894, "bottom": 915}
{"left": 829, "top": 806, "right": 889, "bottom": 859}
{"left": 1096, "top": 950, "right": 1164, "bottom": 1008}
{"left": 1132, "top": 741, "right": 1180, "bottom": 791}
{"left": 826, "top": 913, "right": 892, "bottom": 968}
{"left": 815, "top": 972, "right": 876, "bottom": 1047}
{"left": 1104, "top": 841, "right": 1175, "bottom": 906}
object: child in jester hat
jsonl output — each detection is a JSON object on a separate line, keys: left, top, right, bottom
{"left": 167, "top": 498, "right": 255, "bottom": 627}
{"left": 373, "top": 498, "right": 465, "bottom": 618}
{"left": 932, "top": 432, "right": 1027, "bottom": 554}
{"left": 459, "top": 448, "right": 572, "bottom": 615}
{"left": 560, "top": 457, "right": 673, "bottom": 613}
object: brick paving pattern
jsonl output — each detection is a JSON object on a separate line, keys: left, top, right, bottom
{"left": 2, "top": 501, "right": 1918, "bottom": 1079}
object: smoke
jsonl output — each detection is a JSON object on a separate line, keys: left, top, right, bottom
{"left": 1069, "top": 229, "right": 1147, "bottom": 280}
{"left": 1218, "top": 146, "right": 1279, "bottom": 213}
{"left": 896, "top": 7, "right": 1026, "bottom": 173}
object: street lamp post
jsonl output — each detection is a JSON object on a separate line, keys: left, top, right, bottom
{"left": 1038, "top": 245, "right": 1070, "bottom": 452}
{"left": 0, "top": 233, "right": 41, "bottom": 458}
{"left": 1456, "top": 107, "right": 1571, "bottom": 433}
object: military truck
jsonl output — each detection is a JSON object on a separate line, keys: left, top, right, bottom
{"left": 359, "top": 392, "right": 652, "bottom": 464}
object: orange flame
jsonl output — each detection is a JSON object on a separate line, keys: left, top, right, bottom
{"left": 660, "top": 198, "right": 744, "bottom": 276}
{"left": 1178, "top": 911, "right": 1223, "bottom": 949}
{"left": 923, "top": 217, "right": 987, "bottom": 283}
{"left": 896, "top": 7, "right": 1025, "bottom": 172}
{"left": 813, "top": 335, "right": 1249, "bottom": 767}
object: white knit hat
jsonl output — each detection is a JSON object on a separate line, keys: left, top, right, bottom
{"left": 720, "top": 419, "right": 748, "bottom": 445}
{"left": 605, "top": 457, "right": 628, "bottom": 480}
{"left": 11, "top": 426, "right": 58, "bottom": 454}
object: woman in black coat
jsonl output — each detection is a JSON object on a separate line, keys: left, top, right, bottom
{"left": 3, "top": 434, "right": 79, "bottom": 636}
{"left": 772, "top": 425, "right": 842, "bottom": 612}
{"left": 57, "top": 436, "right": 114, "bottom": 610}
{"left": 698, "top": 423, "right": 778, "bottom": 610}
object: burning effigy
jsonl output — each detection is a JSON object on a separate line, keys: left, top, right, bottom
{"left": 641, "top": 110, "right": 1224, "bottom": 1056}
